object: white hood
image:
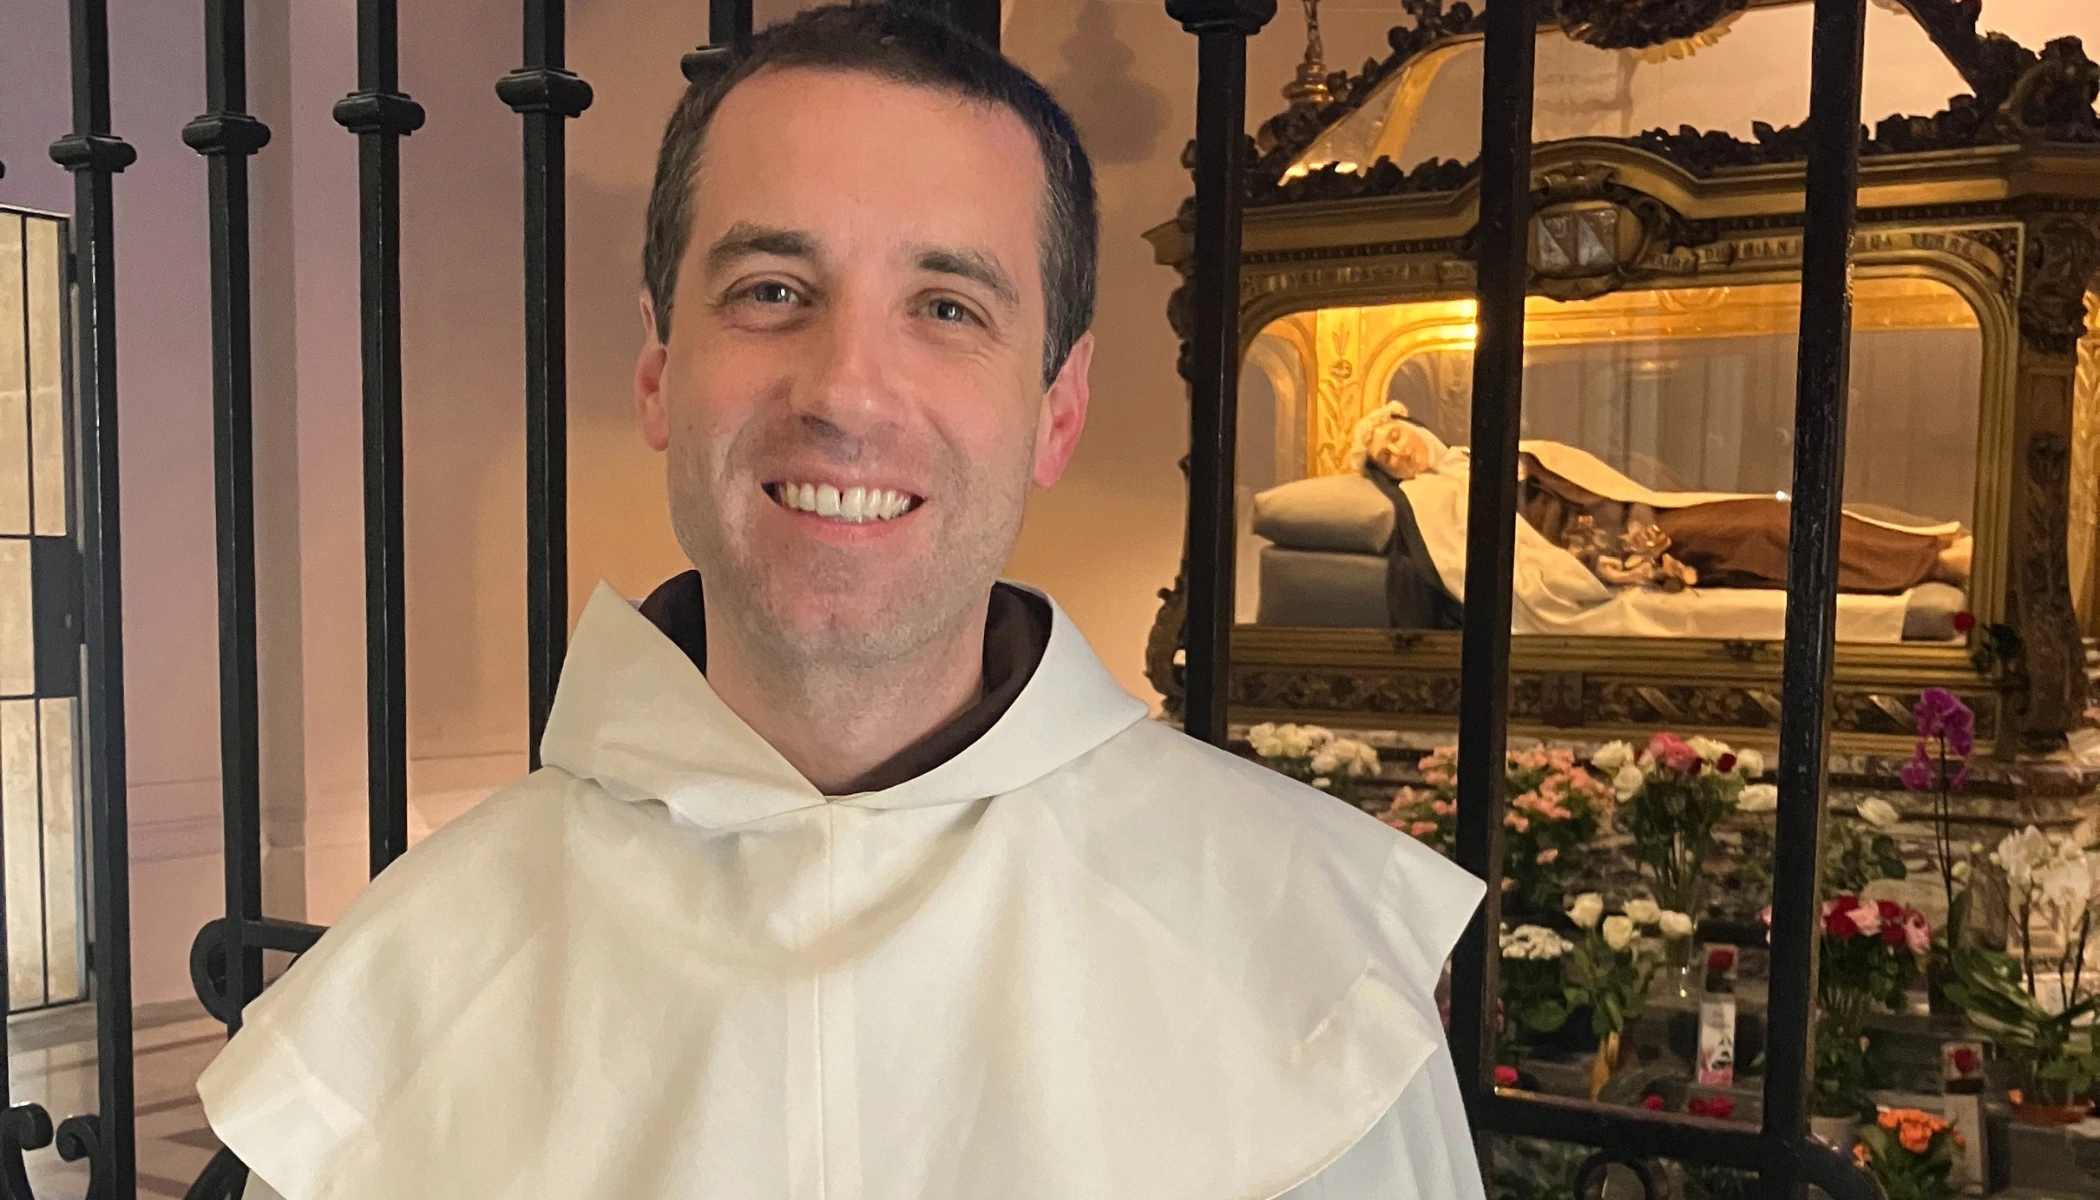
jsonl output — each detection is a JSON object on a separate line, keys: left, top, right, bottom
{"left": 199, "top": 583, "right": 1483, "bottom": 1200}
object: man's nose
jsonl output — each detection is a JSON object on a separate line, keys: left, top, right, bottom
{"left": 793, "top": 294, "right": 904, "bottom": 439}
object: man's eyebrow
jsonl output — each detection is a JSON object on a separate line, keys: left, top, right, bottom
{"left": 915, "top": 245, "right": 1020, "bottom": 311}
{"left": 705, "top": 222, "right": 818, "bottom": 276}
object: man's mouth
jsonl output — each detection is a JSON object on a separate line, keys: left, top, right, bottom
{"left": 764, "top": 481, "right": 924, "bottom": 524}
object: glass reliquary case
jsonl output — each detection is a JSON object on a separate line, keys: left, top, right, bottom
{"left": 1144, "top": 1, "right": 2100, "bottom": 757}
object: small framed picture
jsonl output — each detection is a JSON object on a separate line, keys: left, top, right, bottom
{"left": 1941, "top": 1040, "right": 1987, "bottom": 1093}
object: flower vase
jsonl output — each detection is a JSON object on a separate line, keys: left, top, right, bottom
{"left": 1588, "top": 1030, "right": 1621, "bottom": 1101}
{"left": 1654, "top": 936, "right": 1697, "bottom": 1004}
{"left": 1809, "top": 1114, "right": 1858, "bottom": 1150}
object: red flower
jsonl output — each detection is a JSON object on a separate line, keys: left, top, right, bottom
{"left": 1716, "top": 752, "right": 1738, "bottom": 774}
{"left": 1882, "top": 921, "right": 1908, "bottom": 947}
{"left": 1952, "top": 1047, "right": 1981, "bottom": 1075}
{"left": 1824, "top": 906, "right": 1857, "bottom": 938}
{"left": 1952, "top": 610, "right": 1976, "bottom": 634}
{"left": 1707, "top": 947, "right": 1737, "bottom": 972}
{"left": 1689, "top": 1096, "right": 1737, "bottom": 1120}
{"left": 1495, "top": 1065, "right": 1519, "bottom": 1087}
{"left": 1876, "top": 900, "right": 1901, "bottom": 921}
{"left": 1643, "top": 1094, "right": 1666, "bottom": 1111}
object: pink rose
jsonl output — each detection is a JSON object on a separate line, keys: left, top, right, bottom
{"left": 1847, "top": 903, "right": 1882, "bottom": 937}
{"left": 1536, "top": 848, "right": 1560, "bottom": 865}
{"left": 1905, "top": 913, "right": 1931, "bottom": 955}
{"left": 1411, "top": 821, "right": 1440, "bottom": 837}
{"left": 1648, "top": 733, "right": 1701, "bottom": 773}
{"left": 1504, "top": 813, "right": 1531, "bottom": 834}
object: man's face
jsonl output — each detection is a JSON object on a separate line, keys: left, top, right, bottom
{"left": 636, "top": 68, "right": 1091, "bottom": 670}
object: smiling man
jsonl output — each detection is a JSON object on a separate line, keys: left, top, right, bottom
{"left": 197, "top": 8, "right": 1486, "bottom": 1199}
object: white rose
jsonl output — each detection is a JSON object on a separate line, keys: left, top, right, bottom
{"left": 1310, "top": 749, "right": 1342, "bottom": 776}
{"left": 1623, "top": 898, "right": 1661, "bottom": 926}
{"left": 1275, "top": 725, "right": 1312, "bottom": 758}
{"left": 1613, "top": 763, "right": 1645, "bottom": 802}
{"left": 1735, "top": 748, "right": 1765, "bottom": 778}
{"left": 1687, "top": 736, "right": 1731, "bottom": 764}
{"left": 1568, "top": 893, "right": 1604, "bottom": 929}
{"left": 1856, "top": 797, "right": 1901, "bottom": 830}
{"left": 1602, "top": 915, "right": 1635, "bottom": 952}
{"left": 1590, "top": 741, "right": 1635, "bottom": 774}
{"left": 1737, "top": 784, "right": 1779, "bottom": 814}
{"left": 1311, "top": 777, "right": 1332, "bottom": 791}
{"left": 1658, "top": 910, "right": 1695, "bottom": 938}
{"left": 1351, "top": 741, "right": 1382, "bottom": 778}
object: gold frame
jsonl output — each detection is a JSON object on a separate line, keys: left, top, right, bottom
{"left": 1145, "top": 139, "right": 2100, "bottom": 755}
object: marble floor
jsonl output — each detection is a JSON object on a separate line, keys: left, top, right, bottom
{"left": 9, "top": 1000, "right": 226, "bottom": 1198}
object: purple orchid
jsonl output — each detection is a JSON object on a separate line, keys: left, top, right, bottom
{"left": 1904, "top": 687, "right": 1975, "bottom": 910}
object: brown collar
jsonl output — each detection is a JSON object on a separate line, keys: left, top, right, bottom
{"left": 635, "top": 572, "right": 1052, "bottom": 793}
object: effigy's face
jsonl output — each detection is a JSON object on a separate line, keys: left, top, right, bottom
{"left": 646, "top": 67, "right": 1057, "bottom": 666}
{"left": 1364, "top": 420, "right": 1434, "bottom": 481}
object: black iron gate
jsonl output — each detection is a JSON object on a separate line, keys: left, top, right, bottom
{"left": 5, "top": 0, "right": 1901, "bottom": 1196}
{"left": 1170, "top": 0, "right": 1882, "bottom": 1196}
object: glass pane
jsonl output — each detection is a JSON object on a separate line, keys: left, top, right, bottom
{"left": 39, "top": 698, "right": 79, "bottom": 1004}
{"left": 0, "top": 215, "right": 31, "bottom": 537}
{"left": 1, "top": 698, "right": 44, "bottom": 1009}
{"left": 0, "top": 539, "right": 32, "bottom": 697}
{"left": 25, "top": 218, "right": 66, "bottom": 539}
{"left": 1238, "top": 277, "right": 1981, "bottom": 644}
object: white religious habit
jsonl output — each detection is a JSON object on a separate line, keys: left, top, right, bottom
{"left": 200, "top": 582, "right": 1488, "bottom": 1200}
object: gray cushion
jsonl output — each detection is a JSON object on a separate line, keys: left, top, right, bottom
{"left": 1250, "top": 474, "right": 1395, "bottom": 555}
{"left": 1257, "top": 546, "right": 1390, "bottom": 628}
{"left": 1902, "top": 582, "right": 1967, "bottom": 642}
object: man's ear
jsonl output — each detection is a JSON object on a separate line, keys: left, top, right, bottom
{"left": 1031, "top": 331, "right": 1093, "bottom": 488}
{"left": 635, "top": 293, "right": 671, "bottom": 452}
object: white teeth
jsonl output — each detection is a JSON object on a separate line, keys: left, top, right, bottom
{"left": 774, "top": 482, "right": 917, "bottom": 523}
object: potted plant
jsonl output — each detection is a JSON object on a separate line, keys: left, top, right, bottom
{"left": 1945, "top": 826, "right": 2100, "bottom": 1124}
{"left": 1499, "top": 923, "right": 1574, "bottom": 1056}
{"left": 1522, "top": 892, "right": 1679, "bottom": 1099}
{"left": 1852, "top": 1108, "right": 1965, "bottom": 1200}
{"left": 1383, "top": 744, "right": 1616, "bottom": 918}
{"left": 1897, "top": 687, "right": 1974, "bottom": 1012}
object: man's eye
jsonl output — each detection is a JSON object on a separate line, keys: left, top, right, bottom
{"left": 929, "top": 298, "right": 973, "bottom": 325}
{"left": 749, "top": 281, "right": 800, "bottom": 306}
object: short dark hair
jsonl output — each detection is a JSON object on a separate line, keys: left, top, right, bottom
{"left": 642, "top": 4, "right": 1098, "bottom": 386}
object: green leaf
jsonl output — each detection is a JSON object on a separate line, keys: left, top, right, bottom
{"left": 1525, "top": 1001, "right": 1569, "bottom": 1032}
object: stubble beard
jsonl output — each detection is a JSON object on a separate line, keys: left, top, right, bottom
{"left": 663, "top": 424, "right": 1030, "bottom": 681}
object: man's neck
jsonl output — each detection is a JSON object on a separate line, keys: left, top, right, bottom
{"left": 701, "top": 600, "right": 990, "bottom": 796}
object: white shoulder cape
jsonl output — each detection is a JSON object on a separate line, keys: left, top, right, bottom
{"left": 200, "top": 583, "right": 1486, "bottom": 1200}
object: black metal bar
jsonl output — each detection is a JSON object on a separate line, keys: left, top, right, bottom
{"left": 332, "top": 0, "right": 424, "bottom": 878}
{"left": 498, "top": 1, "right": 592, "bottom": 771}
{"left": 709, "top": 0, "right": 754, "bottom": 49}
{"left": 1449, "top": 0, "right": 1536, "bottom": 1134}
{"left": 1760, "top": 1, "right": 1870, "bottom": 1195}
{"left": 184, "top": 0, "right": 274, "bottom": 1037}
{"left": 1168, "top": 0, "right": 1273, "bottom": 747}
{"left": 46, "top": 0, "right": 137, "bottom": 1191}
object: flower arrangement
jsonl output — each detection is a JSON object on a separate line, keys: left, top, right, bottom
{"left": 1852, "top": 1108, "right": 1964, "bottom": 1200}
{"left": 1499, "top": 924, "right": 1574, "bottom": 1049}
{"left": 1600, "top": 734, "right": 1767, "bottom": 940}
{"left": 1523, "top": 893, "right": 1681, "bottom": 1099}
{"left": 1247, "top": 723, "right": 1382, "bottom": 804}
{"left": 1815, "top": 895, "right": 1932, "bottom": 1118}
{"left": 1946, "top": 826, "right": 2100, "bottom": 1116}
{"left": 1384, "top": 744, "right": 1616, "bottom": 914}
